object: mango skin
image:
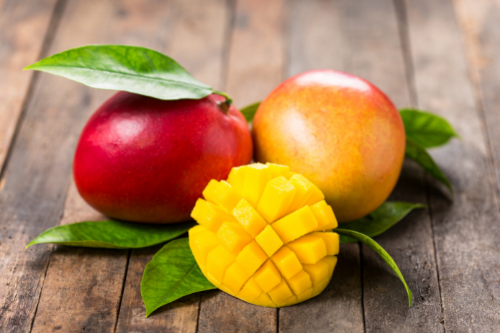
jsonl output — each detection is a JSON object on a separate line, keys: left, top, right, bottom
{"left": 252, "top": 70, "right": 405, "bottom": 223}
{"left": 74, "top": 92, "right": 252, "bottom": 223}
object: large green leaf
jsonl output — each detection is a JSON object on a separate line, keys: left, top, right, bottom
{"left": 400, "top": 109, "right": 459, "bottom": 148}
{"left": 25, "top": 45, "right": 213, "bottom": 100}
{"left": 240, "top": 101, "right": 261, "bottom": 123}
{"left": 141, "top": 238, "right": 216, "bottom": 317}
{"left": 26, "top": 220, "right": 194, "bottom": 249}
{"left": 339, "top": 202, "right": 426, "bottom": 244}
{"left": 405, "top": 138, "right": 453, "bottom": 193}
{"left": 336, "top": 229, "right": 412, "bottom": 307}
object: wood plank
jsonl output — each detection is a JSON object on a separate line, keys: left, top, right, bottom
{"left": 282, "top": 0, "right": 443, "bottom": 331}
{"left": 31, "top": 181, "right": 124, "bottom": 333}
{"left": 0, "top": 0, "right": 59, "bottom": 171}
{"left": 280, "top": 1, "right": 364, "bottom": 332}
{"left": 279, "top": 243, "right": 363, "bottom": 333}
{"left": 0, "top": 2, "right": 87, "bottom": 331}
{"left": 454, "top": 0, "right": 500, "bottom": 205}
{"left": 404, "top": 0, "right": 500, "bottom": 331}
{"left": 115, "top": 0, "right": 232, "bottom": 331}
{"left": 196, "top": 0, "right": 284, "bottom": 331}
{"left": 338, "top": 0, "right": 444, "bottom": 331}
{"left": 224, "top": 0, "right": 286, "bottom": 108}
{"left": 29, "top": 0, "right": 212, "bottom": 331}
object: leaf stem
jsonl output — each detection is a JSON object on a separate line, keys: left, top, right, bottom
{"left": 213, "top": 90, "right": 233, "bottom": 113}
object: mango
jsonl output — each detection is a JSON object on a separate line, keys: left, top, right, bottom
{"left": 189, "top": 163, "right": 339, "bottom": 307}
{"left": 74, "top": 92, "right": 252, "bottom": 223}
{"left": 252, "top": 70, "right": 406, "bottom": 222}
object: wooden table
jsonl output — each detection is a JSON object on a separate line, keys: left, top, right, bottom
{"left": 1, "top": 0, "right": 499, "bottom": 331}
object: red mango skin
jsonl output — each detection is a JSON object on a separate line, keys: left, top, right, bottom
{"left": 252, "top": 70, "right": 406, "bottom": 223}
{"left": 74, "top": 91, "right": 252, "bottom": 223}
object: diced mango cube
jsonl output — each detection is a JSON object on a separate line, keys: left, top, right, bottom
{"left": 323, "top": 255, "right": 338, "bottom": 276}
{"left": 302, "top": 257, "right": 331, "bottom": 285}
{"left": 313, "top": 277, "right": 331, "bottom": 296}
{"left": 296, "top": 287, "right": 314, "bottom": 302}
{"left": 206, "top": 245, "right": 236, "bottom": 283}
{"left": 188, "top": 224, "right": 205, "bottom": 236}
{"left": 271, "top": 246, "right": 302, "bottom": 279}
{"left": 189, "top": 163, "right": 341, "bottom": 308}
{"left": 316, "top": 232, "right": 340, "bottom": 255}
{"left": 255, "top": 292, "right": 276, "bottom": 307}
{"left": 203, "top": 180, "right": 242, "bottom": 211}
{"left": 189, "top": 227, "right": 219, "bottom": 267}
{"left": 235, "top": 241, "right": 268, "bottom": 275}
{"left": 280, "top": 295, "right": 298, "bottom": 307}
{"left": 216, "top": 222, "right": 252, "bottom": 254}
{"left": 265, "top": 163, "right": 290, "bottom": 178}
{"left": 287, "top": 174, "right": 325, "bottom": 214}
{"left": 223, "top": 263, "right": 252, "bottom": 294}
{"left": 311, "top": 256, "right": 337, "bottom": 295}
{"left": 238, "top": 278, "right": 263, "bottom": 301}
{"left": 257, "top": 176, "right": 296, "bottom": 223}
{"left": 255, "top": 225, "right": 283, "bottom": 257}
{"left": 227, "top": 166, "right": 246, "bottom": 195}
{"left": 310, "top": 200, "right": 338, "bottom": 231}
{"left": 253, "top": 260, "right": 282, "bottom": 292}
{"left": 242, "top": 164, "right": 273, "bottom": 207}
{"left": 268, "top": 280, "right": 294, "bottom": 305}
{"left": 286, "top": 270, "right": 312, "bottom": 295}
{"left": 287, "top": 233, "right": 327, "bottom": 264}
{"left": 271, "top": 206, "right": 318, "bottom": 244}
{"left": 191, "top": 199, "right": 234, "bottom": 233}
{"left": 232, "top": 199, "right": 268, "bottom": 238}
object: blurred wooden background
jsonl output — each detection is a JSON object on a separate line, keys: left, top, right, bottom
{"left": 1, "top": 0, "right": 499, "bottom": 332}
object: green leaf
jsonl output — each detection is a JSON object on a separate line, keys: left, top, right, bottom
{"left": 141, "top": 238, "right": 216, "bottom": 317}
{"left": 240, "top": 101, "right": 261, "bottom": 123}
{"left": 405, "top": 138, "right": 453, "bottom": 193}
{"left": 26, "top": 220, "right": 195, "bottom": 249}
{"left": 339, "top": 202, "right": 426, "bottom": 244}
{"left": 25, "top": 45, "right": 213, "bottom": 100}
{"left": 400, "top": 109, "right": 459, "bottom": 148}
{"left": 336, "top": 229, "right": 412, "bottom": 307}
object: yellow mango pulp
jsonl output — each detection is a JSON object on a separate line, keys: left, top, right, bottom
{"left": 189, "top": 163, "right": 339, "bottom": 308}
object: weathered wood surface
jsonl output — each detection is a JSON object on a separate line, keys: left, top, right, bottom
{"left": 117, "top": 0, "right": 232, "bottom": 331}
{"left": 281, "top": 1, "right": 364, "bottom": 332}
{"left": 197, "top": 0, "right": 283, "bottom": 331}
{"left": 342, "top": 0, "right": 444, "bottom": 331}
{"left": 0, "top": 0, "right": 499, "bottom": 332}
{"left": 454, "top": 0, "right": 500, "bottom": 193}
{"left": 405, "top": 0, "right": 500, "bottom": 332}
{"left": 0, "top": 0, "right": 60, "bottom": 173}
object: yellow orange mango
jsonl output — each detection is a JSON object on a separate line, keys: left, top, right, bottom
{"left": 189, "top": 163, "right": 339, "bottom": 307}
{"left": 252, "top": 70, "right": 406, "bottom": 222}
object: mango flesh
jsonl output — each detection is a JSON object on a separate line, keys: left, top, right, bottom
{"left": 252, "top": 70, "right": 406, "bottom": 222}
{"left": 189, "top": 163, "right": 339, "bottom": 308}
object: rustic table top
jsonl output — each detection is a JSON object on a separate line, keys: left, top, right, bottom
{"left": 1, "top": 0, "right": 499, "bottom": 332}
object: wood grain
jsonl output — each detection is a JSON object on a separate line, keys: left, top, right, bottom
{"left": 337, "top": 0, "right": 444, "bottom": 331}
{"left": 115, "top": 0, "right": 232, "bottom": 331}
{"left": 116, "top": 246, "right": 201, "bottom": 333}
{"left": 404, "top": 0, "right": 500, "bottom": 331}
{"left": 224, "top": 0, "right": 285, "bottom": 108}
{"left": 196, "top": 0, "right": 285, "bottom": 331}
{"left": 453, "top": 0, "right": 500, "bottom": 197}
{"left": 279, "top": 243, "right": 363, "bottom": 333}
{"left": 0, "top": 0, "right": 59, "bottom": 171}
{"left": 282, "top": 0, "right": 443, "bottom": 331}
{"left": 280, "top": 1, "right": 364, "bottom": 332}
{"left": 29, "top": 0, "right": 227, "bottom": 331}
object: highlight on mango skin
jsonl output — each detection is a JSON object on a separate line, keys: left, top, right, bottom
{"left": 189, "top": 162, "right": 339, "bottom": 308}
